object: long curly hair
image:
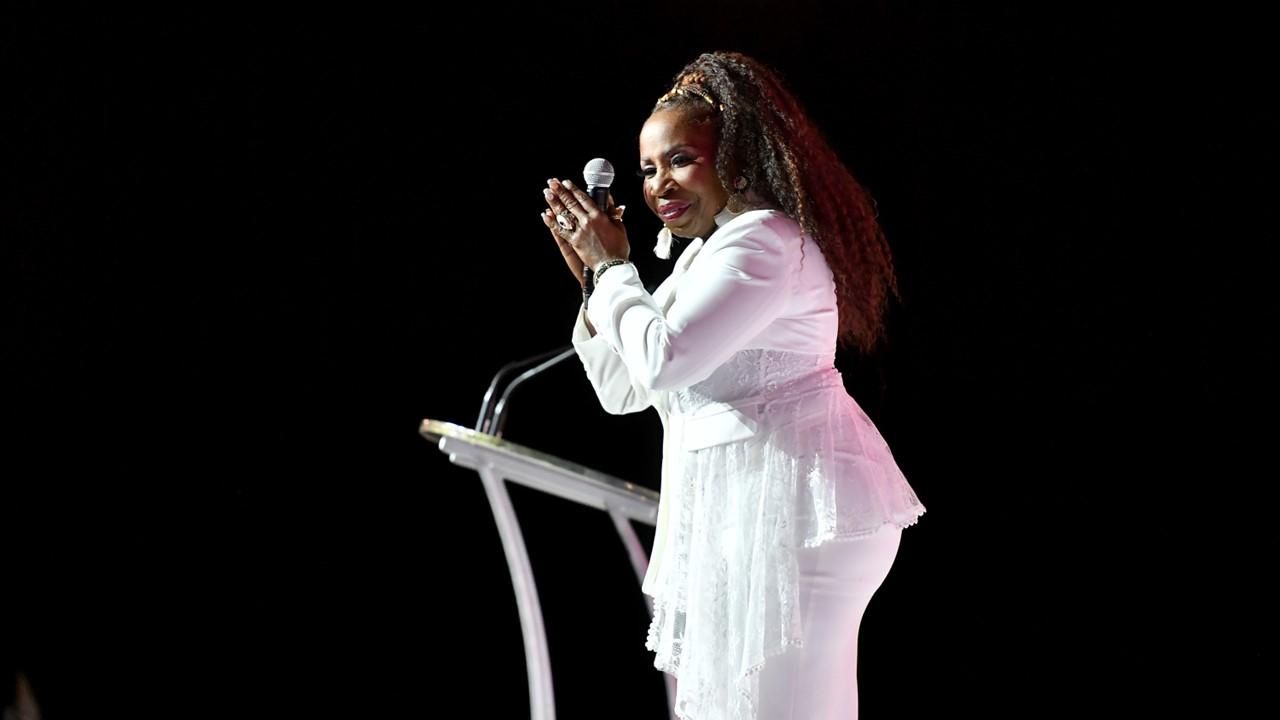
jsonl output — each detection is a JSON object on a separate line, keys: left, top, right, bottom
{"left": 652, "top": 51, "right": 901, "bottom": 357}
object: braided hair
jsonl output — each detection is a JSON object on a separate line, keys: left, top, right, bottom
{"left": 652, "top": 51, "right": 901, "bottom": 357}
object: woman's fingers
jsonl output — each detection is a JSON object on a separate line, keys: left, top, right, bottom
{"left": 541, "top": 208, "right": 585, "bottom": 285}
{"left": 563, "top": 179, "right": 599, "bottom": 213}
{"left": 547, "top": 178, "right": 592, "bottom": 223}
{"left": 543, "top": 186, "right": 567, "bottom": 217}
{"left": 541, "top": 208, "right": 571, "bottom": 251}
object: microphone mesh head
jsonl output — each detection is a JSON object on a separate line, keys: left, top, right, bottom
{"left": 583, "top": 158, "right": 615, "bottom": 189}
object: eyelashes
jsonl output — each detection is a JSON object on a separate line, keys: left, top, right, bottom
{"left": 636, "top": 156, "right": 693, "bottom": 178}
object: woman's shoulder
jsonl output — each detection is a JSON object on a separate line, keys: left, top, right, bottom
{"left": 714, "top": 207, "right": 804, "bottom": 250}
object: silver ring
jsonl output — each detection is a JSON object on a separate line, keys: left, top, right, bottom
{"left": 556, "top": 212, "right": 576, "bottom": 232}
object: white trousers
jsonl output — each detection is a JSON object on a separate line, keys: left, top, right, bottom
{"left": 753, "top": 525, "right": 902, "bottom": 719}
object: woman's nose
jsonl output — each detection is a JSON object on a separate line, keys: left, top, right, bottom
{"left": 650, "top": 168, "right": 677, "bottom": 195}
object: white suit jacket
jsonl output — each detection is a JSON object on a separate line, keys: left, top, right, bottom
{"left": 570, "top": 204, "right": 840, "bottom": 594}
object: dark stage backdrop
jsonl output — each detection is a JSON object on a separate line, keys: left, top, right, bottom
{"left": 7, "top": 2, "right": 1270, "bottom": 717}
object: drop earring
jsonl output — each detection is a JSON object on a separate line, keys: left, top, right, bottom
{"left": 725, "top": 174, "right": 751, "bottom": 214}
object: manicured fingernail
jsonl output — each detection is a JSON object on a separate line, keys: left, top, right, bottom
{"left": 543, "top": 188, "right": 552, "bottom": 198}
{"left": 564, "top": 180, "right": 574, "bottom": 189}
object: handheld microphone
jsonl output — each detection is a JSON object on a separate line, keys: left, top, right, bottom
{"left": 582, "top": 158, "right": 615, "bottom": 213}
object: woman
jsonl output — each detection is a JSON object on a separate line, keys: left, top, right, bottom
{"left": 539, "top": 51, "right": 926, "bottom": 720}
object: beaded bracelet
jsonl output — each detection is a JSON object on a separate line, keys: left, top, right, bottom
{"left": 583, "top": 260, "right": 629, "bottom": 311}
{"left": 593, "top": 259, "right": 630, "bottom": 282}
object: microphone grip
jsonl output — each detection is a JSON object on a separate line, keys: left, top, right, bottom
{"left": 588, "top": 185, "right": 610, "bottom": 212}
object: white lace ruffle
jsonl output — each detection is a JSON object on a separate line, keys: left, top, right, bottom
{"left": 645, "top": 349, "right": 926, "bottom": 720}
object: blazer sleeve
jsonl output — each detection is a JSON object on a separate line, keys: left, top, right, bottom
{"left": 583, "top": 211, "right": 798, "bottom": 392}
{"left": 571, "top": 301, "right": 656, "bottom": 415}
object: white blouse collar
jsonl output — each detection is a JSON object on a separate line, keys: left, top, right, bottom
{"left": 653, "top": 203, "right": 752, "bottom": 260}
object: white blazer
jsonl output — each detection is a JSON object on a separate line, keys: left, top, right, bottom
{"left": 570, "top": 204, "right": 842, "bottom": 594}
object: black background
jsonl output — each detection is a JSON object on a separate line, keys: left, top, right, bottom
{"left": 6, "top": 2, "right": 1272, "bottom": 717}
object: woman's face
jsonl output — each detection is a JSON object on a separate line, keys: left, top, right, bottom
{"left": 638, "top": 109, "right": 731, "bottom": 241}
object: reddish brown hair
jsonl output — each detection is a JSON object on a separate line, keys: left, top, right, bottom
{"left": 654, "top": 51, "right": 901, "bottom": 356}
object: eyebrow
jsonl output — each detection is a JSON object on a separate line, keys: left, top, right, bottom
{"left": 639, "top": 144, "right": 695, "bottom": 164}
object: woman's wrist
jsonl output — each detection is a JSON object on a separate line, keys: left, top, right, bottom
{"left": 581, "top": 258, "right": 627, "bottom": 314}
{"left": 592, "top": 258, "right": 630, "bottom": 282}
